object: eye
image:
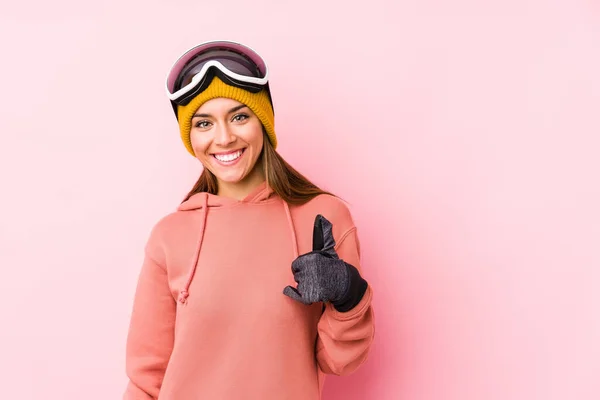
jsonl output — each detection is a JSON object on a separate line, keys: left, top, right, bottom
{"left": 232, "top": 113, "right": 249, "bottom": 123}
{"left": 194, "top": 120, "right": 212, "bottom": 129}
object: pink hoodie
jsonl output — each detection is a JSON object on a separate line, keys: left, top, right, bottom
{"left": 124, "top": 182, "right": 375, "bottom": 399}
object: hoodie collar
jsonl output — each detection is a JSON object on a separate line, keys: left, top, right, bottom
{"left": 177, "top": 180, "right": 275, "bottom": 211}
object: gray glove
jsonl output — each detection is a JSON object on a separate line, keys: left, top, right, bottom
{"left": 283, "top": 214, "right": 368, "bottom": 312}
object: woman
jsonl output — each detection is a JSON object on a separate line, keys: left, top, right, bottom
{"left": 124, "top": 40, "right": 375, "bottom": 400}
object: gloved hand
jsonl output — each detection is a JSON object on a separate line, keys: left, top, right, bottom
{"left": 283, "top": 214, "right": 368, "bottom": 312}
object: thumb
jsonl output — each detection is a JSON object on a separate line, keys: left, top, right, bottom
{"left": 312, "top": 214, "right": 338, "bottom": 258}
{"left": 283, "top": 286, "right": 305, "bottom": 303}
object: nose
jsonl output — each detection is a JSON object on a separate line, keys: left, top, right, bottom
{"left": 214, "top": 123, "right": 236, "bottom": 147}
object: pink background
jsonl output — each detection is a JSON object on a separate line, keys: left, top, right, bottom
{"left": 1, "top": 1, "right": 599, "bottom": 399}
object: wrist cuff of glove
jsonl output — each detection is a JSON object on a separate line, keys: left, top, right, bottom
{"left": 332, "top": 263, "right": 368, "bottom": 312}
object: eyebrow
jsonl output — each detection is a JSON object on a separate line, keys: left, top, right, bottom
{"left": 192, "top": 104, "right": 248, "bottom": 119}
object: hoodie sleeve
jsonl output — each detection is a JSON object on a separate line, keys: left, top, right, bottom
{"left": 124, "top": 230, "right": 176, "bottom": 399}
{"left": 316, "top": 226, "right": 375, "bottom": 376}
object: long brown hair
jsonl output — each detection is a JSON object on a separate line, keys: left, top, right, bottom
{"left": 182, "top": 130, "right": 334, "bottom": 205}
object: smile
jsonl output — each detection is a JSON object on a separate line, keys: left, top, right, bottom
{"left": 212, "top": 149, "right": 245, "bottom": 164}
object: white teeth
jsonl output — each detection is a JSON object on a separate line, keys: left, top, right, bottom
{"left": 214, "top": 150, "right": 243, "bottom": 162}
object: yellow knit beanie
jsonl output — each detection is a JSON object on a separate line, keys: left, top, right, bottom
{"left": 176, "top": 76, "right": 276, "bottom": 156}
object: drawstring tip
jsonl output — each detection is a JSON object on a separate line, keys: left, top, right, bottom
{"left": 178, "top": 290, "right": 189, "bottom": 304}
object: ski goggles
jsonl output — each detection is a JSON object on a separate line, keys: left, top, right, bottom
{"left": 165, "top": 40, "right": 270, "bottom": 107}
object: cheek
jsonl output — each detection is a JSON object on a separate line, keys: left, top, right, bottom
{"left": 190, "top": 132, "right": 209, "bottom": 153}
{"left": 245, "top": 122, "right": 265, "bottom": 147}
{"left": 255, "top": 135, "right": 264, "bottom": 153}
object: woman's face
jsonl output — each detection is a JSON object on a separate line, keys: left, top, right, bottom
{"left": 190, "top": 97, "right": 265, "bottom": 191}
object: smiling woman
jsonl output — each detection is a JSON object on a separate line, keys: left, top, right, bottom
{"left": 123, "top": 40, "right": 375, "bottom": 400}
{"left": 188, "top": 98, "right": 266, "bottom": 199}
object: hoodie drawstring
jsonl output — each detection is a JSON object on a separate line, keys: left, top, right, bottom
{"left": 178, "top": 192, "right": 209, "bottom": 304}
{"left": 179, "top": 195, "right": 297, "bottom": 304}
{"left": 282, "top": 200, "right": 299, "bottom": 259}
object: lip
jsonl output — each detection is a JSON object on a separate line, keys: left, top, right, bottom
{"left": 211, "top": 148, "right": 245, "bottom": 156}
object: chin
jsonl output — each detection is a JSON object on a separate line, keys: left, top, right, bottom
{"left": 218, "top": 177, "right": 245, "bottom": 184}
{"left": 213, "top": 172, "right": 247, "bottom": 184}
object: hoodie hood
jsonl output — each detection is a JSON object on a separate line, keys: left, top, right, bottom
{"left": 177, "top": 180, "right": 277, "bottom": 212}
{"left": 175, "top": 180, "right": 298, "bottom": 305}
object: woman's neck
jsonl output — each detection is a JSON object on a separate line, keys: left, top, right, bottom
{"left": 216, "top": 165, "right": 266, "bottom": 201}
